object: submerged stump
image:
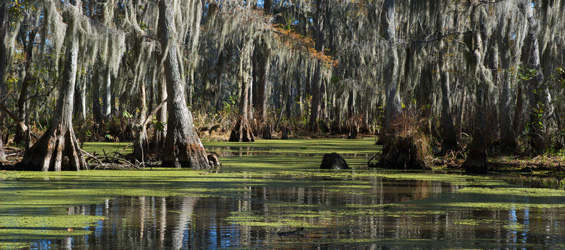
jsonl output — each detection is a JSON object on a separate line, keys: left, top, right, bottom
{"left": 320, "top": 153, "right": 350, "bottom": 169}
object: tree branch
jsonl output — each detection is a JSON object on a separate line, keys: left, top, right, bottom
{"left": 142, "top": 99, "right": 167, "bottom": 127}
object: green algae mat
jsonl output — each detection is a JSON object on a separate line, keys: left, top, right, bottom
{"left": 1, "top": 138, "right": 565, "bottom": 249}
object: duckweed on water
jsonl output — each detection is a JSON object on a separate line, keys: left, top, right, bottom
{"left": 0, "top": 215, "right": 102, "bottom": 249}
{"left": 1, "top": 139, "right": 565, "bottom": 248}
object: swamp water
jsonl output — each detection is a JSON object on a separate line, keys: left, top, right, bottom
{"left": 1, "top": 139, "right": 565, "bottom": 249}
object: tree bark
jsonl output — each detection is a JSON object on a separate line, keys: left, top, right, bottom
{"left": 439, "top": 61, "right": 457, "bottom": 153}
{"left": 381, "top": 0, "right": 402, "bottom": 138}
{"left": 496, "top": 15, "right": 518, "bottom": 152}
{"left": 20, "top": 6, "right": 87, "bottom": 171}
{"left": 309, "top": 62, "right": 323, "bottom": 132}
{"left": 133, "top": 79, "right": 148, "bottom": 161}
{"left": 0, "top": 2, "right": 7, "bottom": 161}
{"left": 0, "top": 2, "right": 7, "bottom": 94}
{"left": 230, "top": 41, "right": 255, "bottom": 142}
{"left": 153, "top": 70, "right": 167, "bottom": 151}
{"left": 102, "top": 65, "right": 112, "bottom": 119}
{"left": 252, "top": 38, "right": 270, "bottom": 126}
{"left": 92, "top": 67, "right": 103, "bottom": 125}
{"left": 74, "top": 70, "right": 87, "bottom": 121}
{"left": 14, "top": 29, "right": 37, "bottom": 146}
{"left": 159, "top": 0, "right": 210, "bottom": 169}
{"left": 0, "top": 131, "right": 4, "bottom": 162}
{"left": 308, "top": 0, "right": 327, "bottom": 132}
{"left": 462, "top": 4, "right": 490, "bottom": 174}
{"left": 521, "top": 0, "right": 551, "bottom": 155}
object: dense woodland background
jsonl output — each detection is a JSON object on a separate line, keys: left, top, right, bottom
{"left": 0, "top": 0, "right": 564, "bottom": 172}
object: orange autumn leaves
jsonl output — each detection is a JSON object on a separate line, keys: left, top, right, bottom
{"left": 271, "top": 24, "right": 338, "bottom": 68}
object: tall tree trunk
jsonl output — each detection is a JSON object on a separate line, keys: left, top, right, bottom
{"left": 102, "top": 65, "right": 112, "bottom": 119}
{"left": 20, "top": 6, "right": 87, "bottom": 171}
{"left": 0, "top": 2, "right": 8, "bottom": 96}
{"left": 159, "top": 0, "right": 210, "bottom": 169}
{"left": 513, "top": 84, "right": 524, "bottom": 137}
{"left": 522, "top": 0, "right": 551, "bottom": 155}
{"left": 0, "top": 131, "right": 4, "bottom": 162}
{"left": 229, "top": 41, "right": 255, "bottom": 142}
{"left": 153, "top": 70, "right": 167, "bottom": 151}
{"left": 381, "top": 0, "right": 401, "bottom": 138}
{"left": 308, "top": 0, "right": 327, "bottom": 132}
{"left": 252, "top": 38, "right": 270, "bottom": 125}
{"left": 92, "top": 67, "right": 103, "bottom": 125}
{"left": 462, "top": 4, "right": 490, "bottom": 174}
{"left": 253, "top": 38, "right": 271, "bottom": 139}
{"left": 497, "top": 16, "right": 518, "bottom": 152}
{"left": 133, "top": 80, "right": 148, "bottom": 161}
{"left": 0, "top": 2, "right": 8, "bottom": 161}
{"left": 14, "top": 29, "right": 37, "bottom": 146}
{"left": 498, "top": 77, "right": 516, "bottom": 151}
{"left": 74, "top": 71, "right": 87, "bottom": 121}
{"left": 439, "top": 61, "right": 457, "bottom": 152}
{"left": 309, "top": 62, "right": 322, "bottom": 132}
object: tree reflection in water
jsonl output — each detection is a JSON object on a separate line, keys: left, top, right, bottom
{"left": 54, "top": 178, "right": 565, "bottom": 249}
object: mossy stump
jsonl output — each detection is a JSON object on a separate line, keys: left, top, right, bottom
{"left": 377, "top": 136, "right": 430, "bottom": 170}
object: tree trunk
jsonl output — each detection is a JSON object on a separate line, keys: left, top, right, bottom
{"left": 522, "top": 0, "right": 551, "bottom": 155}
{"left": 15, "top": 76, "right": 32, "bottom": 145}
{"left": 14, "top": 29, "right": 37, "bottom": 145}
{"left": 20, "top": 6, "right": 87, "bottom": 171}
{"left": 463, "top": 84, "right": 488, "bottom": 174}
{"left": 74, "top": 71, "right": 87, "bottom": 121}
{"left": 498, "top": 77, "right": 516, "bottom": 152}
{"left": 133, "top": 79, "right": 148, "bottom": 161}
{"left": 92, "top": 67, "right": 103, "bottom": 125}
{"left": 462, "top": 4, "right": 490, "bottom": 174}
{"left": 159, "top": 0, "right": 210, "bottom": 169}
{"left": 230, "top": 40, "right": 255, "bottom": 142}
{"left": 497, "top": 16, "right": 518, "bottom": 152}
{"left": 513, "top": 84, "right": 524, "bottom": 138}
{"left": 381, "top": 0, "right": 402, "bottom": 138}
{"left": 0, "top": 131, "right": 4, "bottom": 162}
{"left": 102, "top": 65, "right": 112, "bottom": 119}
{"left": 0, "top": 2, "right": 7, "bottom": 94}
{"left": 153, "top": 70, "right": 167, "bottom": 152}
{"left": 308, "top": 0, "right": 327, "bottom": 132}
{"left": 252, "top": 38, "right": 270, "bottom": 126}
{"left": 439, "top": 60, "right": 457, "bottom": 153}
{"left": 0, "top": 2, "right": 7, "bottom": 160}
{"left": 309, "top": 62, "right": 322, "bottom": 132}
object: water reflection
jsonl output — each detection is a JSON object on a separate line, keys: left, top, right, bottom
{"left": 35, "top": 177, "right": 565, "bottom": 249}
{"left": 506, "top": 175, "right": 565, "bottom": 190}
{"left": 208, "top": 146, "right": 371, "bottom": 159}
